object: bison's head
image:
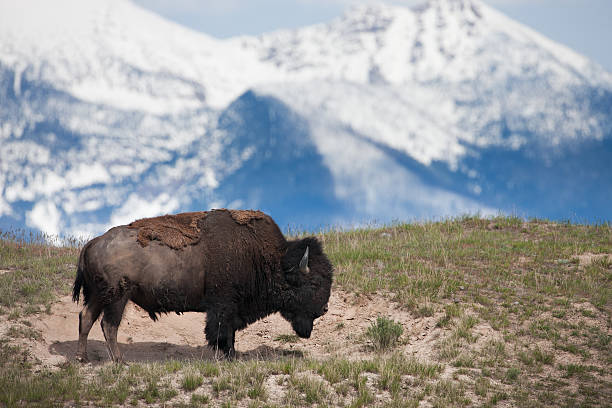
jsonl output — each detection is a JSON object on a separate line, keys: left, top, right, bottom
{"left": 280, "top": 237, "right": 333, "bottom": 338}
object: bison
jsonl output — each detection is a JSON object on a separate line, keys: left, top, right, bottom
{"left": 72, "top": 209, "right": 333, "bottom": 362}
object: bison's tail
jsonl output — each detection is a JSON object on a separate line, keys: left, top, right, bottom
{"left": 73, "top": 239, "right": 94, "bottom": 304}
{"left": 72, "top": 267, "right": 84, "bottom": 303}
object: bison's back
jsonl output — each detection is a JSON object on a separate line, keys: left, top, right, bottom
{"left": 81, "top": 227, "right": 203, "bottom": 309}
{"left": 86, "top": 226, "right": 181, "bottom": 281}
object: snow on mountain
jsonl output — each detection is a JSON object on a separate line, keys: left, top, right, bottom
{"left": 247, "top": 0, "right": 611, "bottom": 89}
{"left": 0, "top": 0, "right": 277, "bottom": 112}
{"left": 243, "top": 0, "right": 612, "bottom": 151}
{"left": 1, "top": 0, "right": 611, "bottom": 236}
{"left": 0, "top": 0, "right": 275, "bottom": 236}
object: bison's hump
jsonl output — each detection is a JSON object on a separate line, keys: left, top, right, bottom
{"left": 227, "top": 209, "right": 266, "bottom": 225}
{"left": 127, "top": 209, "right": 267, "bottom": 249}
{"left": 128, "top": 211, "right": 207, "bottom": 249}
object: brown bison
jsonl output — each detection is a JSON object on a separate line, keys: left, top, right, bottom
{"left": 72, "top": 209, "right": 333, "bottom": 362}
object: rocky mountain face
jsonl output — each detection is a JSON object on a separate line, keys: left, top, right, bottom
{"left": 1, "top": 0, "right": 610, "bottom": 237}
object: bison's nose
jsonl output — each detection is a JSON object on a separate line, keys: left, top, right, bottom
{"left": 323, "top": 304, "right": 329, "bottom": 314}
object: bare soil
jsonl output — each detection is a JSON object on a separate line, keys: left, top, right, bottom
{"left": 0, "top": 289, "right": 454, "bottom": 368}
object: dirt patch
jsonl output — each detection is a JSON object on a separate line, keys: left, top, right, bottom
{"left": 3, "top": 291, "right": 609, "bottom": 406}
{"left": 20, "top": 296, "right": 212, "bottom": 366}
{"left": 0, "top": 290, "right": 456, "bottom": 367}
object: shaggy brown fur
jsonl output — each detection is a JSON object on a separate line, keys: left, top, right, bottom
{"left": 128, "top": 211, "right": 207, "bottom": 249}
{"left": 72, "top": 209, "right": 333, "bottom": 362}
{"left": 128, "top": 209, "right": 267, "bottom": 249}
{"left": 228, "top": 209, "right": 266, "bottom": 225}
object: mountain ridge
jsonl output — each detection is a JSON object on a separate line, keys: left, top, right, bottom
{"left": 0, "top": 0, "right": 610, "bottom": 236}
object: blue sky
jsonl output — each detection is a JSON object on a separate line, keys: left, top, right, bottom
{"left": 134, "top": 0, "right": 612, "bottom": 72}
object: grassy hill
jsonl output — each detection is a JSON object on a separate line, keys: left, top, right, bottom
{"left": 0, "top": 216, "right": 610, "bottom": 407}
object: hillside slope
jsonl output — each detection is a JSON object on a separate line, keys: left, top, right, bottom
{"left": 0, "top": 217, "right": 610, "bottom": 406}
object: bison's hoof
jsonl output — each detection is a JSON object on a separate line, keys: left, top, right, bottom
{"left": 76, "top": 355, "right": 89, "bottom": 364}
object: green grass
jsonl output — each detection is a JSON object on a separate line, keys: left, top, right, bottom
{"left": 0, "top": 230, "right": 80, "bottom": 315}
{"left": 288, "top": 374, "right": 328, "bottom": 404}
{"left": 1, "top": 216, "right": 611, "bottom": 407}
{"left": 325, "top": 216, "right": 611, "bottom": 311}
{"left": 182, "top": 371, "right": 204, "bottom": 391}
{"left": 364, "top": 316, "right": 404, "bottom": 351}
{"left": 275, "top": 334, "right": 300, "bottom": 343}
{"left": 6, "top": 325, "right": 42, "bottom": 341}
{"left": 191, "top": 393, "right": 210, "bottom": 405}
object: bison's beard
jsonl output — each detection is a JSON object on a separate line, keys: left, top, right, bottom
{"left": 284, "top": 314, "right": 314, "bottom": 338}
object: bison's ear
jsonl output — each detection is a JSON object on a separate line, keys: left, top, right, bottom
{"left": 299, "top": 246, "right": 309, "bottom": 274}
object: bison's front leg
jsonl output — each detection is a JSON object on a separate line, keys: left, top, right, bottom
{"left": 205, "top": 311, "right": 236, "bottom": 359}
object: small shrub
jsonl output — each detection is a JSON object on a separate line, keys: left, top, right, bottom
{"left": 191, "top": 393, "right": 210, "bottom": 405}
{"left": 351, "top": 375, "right": 375, "bottom": 407}
{"left": 275, "top": 334, "right": 299, "bottom": 343}
{"left": 552, "top": 309, "right": 566, "bottom": 319}
{"left": 561, "top": 364, "right": 589, "bottom": 377}
{"left": 436, "top": 314, "right": 452, "bottom": 328}
{"left": 593, "top": 256, "right": 612, "bottom": 269}
{"left": 182, "top": 372, "right": 203, "bottom": 391}
{"left": 489, "top": 392, "right": 508, "bottom": 405}
{"left": 416, "top": 304, "right": 435, "bottom": 317}
{"left": 198, "top": 361, "right": 220, "bottom": 377}
{"left": 365, "top": 317, "right": 403, "bottom": 351}
{"left": 335, "top": 382, "right": 351, "bottom": 396}
{"left": 532, "top": 347, "right": 554, "bottom": 365}
{"left": 580, "top": 309, "right": 596, "bottom": 318}
{"left": 474, "top": 377, "right": 490, "bottom": 397}
{"left": 247, "top": 381, "right": 267, "bottom": 400}
{"left": 289, "top": 375, "right": 328, "bottom": 404}
{"left": 505, "top": 367, "right": 520, "bottom": 383}
{"left": 212, "top": 377, "right": 231, "bottom": 395}
{"left": 452, "top": 354, "right": 474, "bottom": 368}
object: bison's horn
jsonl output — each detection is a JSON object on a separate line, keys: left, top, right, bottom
{"left": 299, "top": 246, "right": 309, "bottom": 273}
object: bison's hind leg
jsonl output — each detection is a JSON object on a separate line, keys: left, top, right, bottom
{"left": 100, "top": 296, "right": 129, "bottom": 363}
{"left": 77, "top": 300, "right": 103, "bottom": 363}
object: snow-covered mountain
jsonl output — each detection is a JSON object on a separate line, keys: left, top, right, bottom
{"left": 1, "top": 0, "right": 611, "bottom": 237}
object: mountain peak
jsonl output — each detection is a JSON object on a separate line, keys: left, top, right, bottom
{"left": 421, "top": 0, "right": 486, "bottom": 8}
{"left": 339, "top": 3, "right": 403, "bottom": 32}
{"left": 413, "top": 0, "right": 488, "bottom": 24}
